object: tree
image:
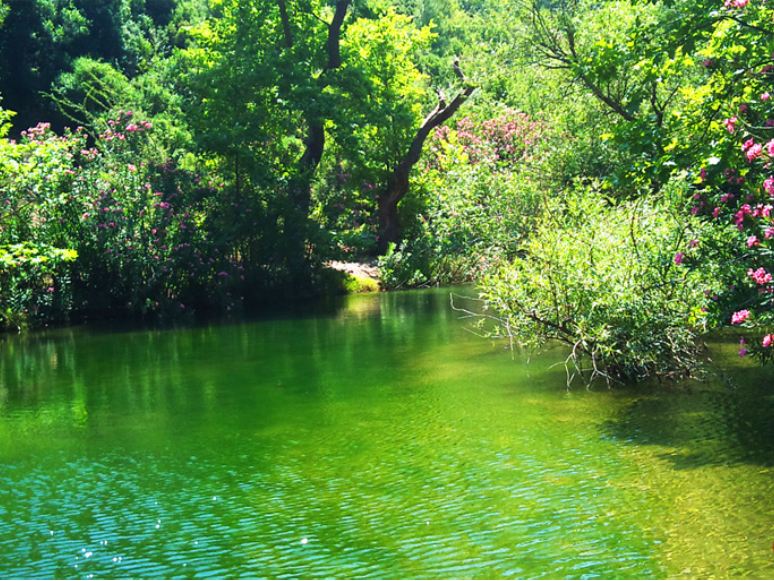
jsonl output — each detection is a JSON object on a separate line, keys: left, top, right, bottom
{"left": 526, "top": 0, "right": 704, "bottom": 193}
{"left": 279, "top": 0, "right": 351, "bottom": 274}
{"left": 376, "top": 58, "right": 475, "bottom": 252}
{"left": 181, "top": 0, "right": 358, "bottom": 283}
{"left": 0, "top": 0, "right": 179, "bottom": 132}
{"left": 336, "top": 10, "right": 476, "bottom": 253}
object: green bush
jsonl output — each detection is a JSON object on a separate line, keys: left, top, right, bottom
{"left": 477, "top": 183, "right": 719, "bottom": 384}
{"left": 0, "top": 243, "right": 77, "bottom": 330}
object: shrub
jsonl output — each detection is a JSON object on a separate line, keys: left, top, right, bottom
{"left": 0, "top": 244, "right": 77, "bottom": 330}
{"left": 477, "top": 184, "right": 718, "bottom": 384}
{"left": 0, "top": 110, "right": 248, "bottom": 323}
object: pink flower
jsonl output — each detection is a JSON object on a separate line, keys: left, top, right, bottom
{"left": 739, "top": 347, "right": 749, "bottom": 357}
{"left": 764, "top": 177, "right": 774, "bottom": 196}
{"left": 767, "top": 140, "right": 774, "bottom": 156}
{"left": 765, "top": 226, "right": 774, "bottom": 239}
{"left": 747, "top": 235, "right": 760, "bottom": 248}
{"left": 674, "top": 252, "right": 685, "bottom": 265}
{"left": 762, "top": 92, "right": 771, "bottom": 102}
{"left": 688, "top": 239, "right": 699, "bottom": 249}
{"left": 748, "top": 267, "right": 773, "bottom": 285}
{"left": 734, "top": 204, "right": 752, "bottom": 229}
{"left": 713, "top": 207, "right": 721, "bottom": 219}
{"left": 128, "top": 164, "right": 136, "bottom": 172}
{"left": 724, "top": 116, "right": 738, "bottom": 133}
{"left": 746, "top": 143, "right": 763, "bottom": 162}
{"left": 763, "top": 334, "right": 774, "bottom": 348}
{"left": 731, "top": 309, "right": 750, "bottom": 325}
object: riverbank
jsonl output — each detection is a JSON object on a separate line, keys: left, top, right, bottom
{"left": 0, "top": 259, "right": 385, "bottom": 335}
{"left": 325, "top": 260, "right": 382, "bottom": 293}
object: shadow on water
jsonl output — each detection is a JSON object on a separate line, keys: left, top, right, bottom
{"left": 602, "top": 355, "right": 774, "bottom": 470}
{"left": 0, "top": 288, "right": 461, "bottom": 422}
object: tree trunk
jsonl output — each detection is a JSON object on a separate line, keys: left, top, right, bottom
{"left": 376, "top": 59, "right": 476, "bottom": 254}
{"left": 285, "top": 120, "right": 324, "bottom": 279}
{"left": 377, "top": 188, "right": 402, "bottom": 254}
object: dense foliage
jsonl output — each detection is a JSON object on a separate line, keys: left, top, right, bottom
{"left": 478, "top": 186, "right": 718, "bottom": 383}
{"left": 1, "top": 0, "right": 772, "bottom": 382}
{"left": 675, "top": 0, "right": 774, "bottom": 361}
{"left": 473, "top": 0, "right": 774, "bottom": 381}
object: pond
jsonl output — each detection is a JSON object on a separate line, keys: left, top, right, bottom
{"left": 0, "top": 287, "right": 773, "bottom": 579}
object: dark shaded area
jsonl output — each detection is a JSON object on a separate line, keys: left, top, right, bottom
{"left": 602, "top": 362, "right": 774, "bottom": 469}
{"left": 0, "top": 0, "right": 175, "bottom": 132}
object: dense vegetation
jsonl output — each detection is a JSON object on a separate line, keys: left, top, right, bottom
{"left": 0, "top": 0, "right": 772, "bottom": 383}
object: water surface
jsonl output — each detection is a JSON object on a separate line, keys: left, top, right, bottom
{"left": 1, "top": 288, "right": 773, "bottom": 579}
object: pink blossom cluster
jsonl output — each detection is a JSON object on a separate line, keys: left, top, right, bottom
{"left": 742, "top": 137, "right": 774, "bottom": 162}
{"left": 99, "top": 112, "right": 153, "bottom": 142}
{"left": 748, "top": 267, "right": 772, "bottom": 286}
{"left": 429, "top": 110, "right": 543, "bottom": 167}
{"left": 20, "top": 122, "right": 52, "bottom": 141}
{"left": 731, "top": 309, "right": 750, "bottom": 324}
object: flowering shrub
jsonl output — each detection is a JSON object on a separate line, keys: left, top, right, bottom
{"left": 68, "top": 112, "right": 217, "bottom": 314}
{"left": 427, "top": 109, "right": 543, "bottom": 169}
{"left": 0, "top": 109, "right": 247, "bottom": 324}
{"left": 677, "top": 0, "right": 774, "bottom": 362}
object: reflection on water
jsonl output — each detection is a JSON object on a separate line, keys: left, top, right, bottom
{"left": 0, "top": 288, "right": 773, "bottom": 579}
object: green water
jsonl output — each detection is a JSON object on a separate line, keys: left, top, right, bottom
{"left": 1, "top": 288, "right": 774, "bottom": 579}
